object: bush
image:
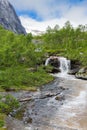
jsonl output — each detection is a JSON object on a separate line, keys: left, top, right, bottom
{"left": 0, "top": 95, "right": 20, "bottom": 115}
{"left": 0, "top": 120, "right": 4, "bottom": 127}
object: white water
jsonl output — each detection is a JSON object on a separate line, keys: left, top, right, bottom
{"left": 24, "top": 57, "right": 87, "bottom": 130}
{"left": 45, "top": 56, "right": 72, "bottom": 78}
{"left": 45, "top": 57, "right": 51, "bottom": 66}
{"left": 56, "top": 57, "right": 73, "bottom": 79}
{"left": 45, "top": 57, "right": 70, "bottom": 74}
{"left": 59, "top": 57, "right": 70, "bottom": 74}
{"left": 47, "top": 80, "right": 87, "bottom": 130}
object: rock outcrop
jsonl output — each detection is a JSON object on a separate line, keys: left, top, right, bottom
{"left": 75, "top": 67, "right": 87, "bottom": 80}
{"left": 68, "top": 60, "right": 81, "bottom": 74}
{"left": 45, "top": 56, "right": 60, "bottom": 73}
{"left": 48, "top": 56, "right": 60, "bottom": 68}
{"left": 0, "top": 0, "right": 26, "bottom": 34}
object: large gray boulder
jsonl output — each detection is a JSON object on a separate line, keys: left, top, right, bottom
{"left": 75, "top": 67, "right": 87, "bottom": 80}
{"left": 0, "top": 0, "right": 26, "bottom": 34}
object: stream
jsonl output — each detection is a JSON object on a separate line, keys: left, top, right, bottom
{"left": 6, "top": 57, "right": 87, "bottom": 130}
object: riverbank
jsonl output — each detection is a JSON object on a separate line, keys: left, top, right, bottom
{"left": 5, "top": 75, "right": 87, "bottom": 130}
{"left": 1, "top": 57, "right": 87, "bottom": 130}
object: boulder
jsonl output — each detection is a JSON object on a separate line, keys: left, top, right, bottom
{"left": 45, "top": 56, "right": 60, "bottom": 73}
{"left": 48, "top": 56, "right": 60, "bottom": 68}
{"left": 68, "top": 68, "right": 79, "bottom": 75}
{"left": 70, "top": 60, "right": 81, "bottom": 70}
{"left": 69, "top": 60, "right": 81, "bottom": 74}
{"left": 55, "top": 95, "right": 65, "bottom": 101}
{"left": 75, "top": 67, "right": 87, "bottom": 80}
{"left": 51, "top": 67, "right": 60, "bottom": 73}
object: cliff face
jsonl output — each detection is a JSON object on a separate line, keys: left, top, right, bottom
{"left": 0, "top": 0, "right": 26, "bottom": 34}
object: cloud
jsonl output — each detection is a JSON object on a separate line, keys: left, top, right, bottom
{"left": 9, "top": 0, "right": 87, "bottom": 33}
{"left": 64, "top": 5, "right": 87, "bottom": 25}
{"left": 19, "top": 15, "right": 77, "bottom": 34}
{"left": 9, "top": 0, "right": 87, "bottom": 20}
{"left": 8, "top": 0, "right": 75, "bottom": 20}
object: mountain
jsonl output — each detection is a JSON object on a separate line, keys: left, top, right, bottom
{"left": 0, "top": 0, "right": 26, "bottom": 34}
{"left": 30, "top": 29, "right": 45, "bottom": 35}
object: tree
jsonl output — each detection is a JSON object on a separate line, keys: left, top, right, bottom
{"left": 26, "top": 33, "right": 33, "bottom": 43}
{"left": 54, "top": 24, "right": 60, "bottom": 31}
{"left": 46, "top": 26, "right": 52, "bottom": 33}
{"left": 64, "top": 21, "right": 72, "bottom": 30}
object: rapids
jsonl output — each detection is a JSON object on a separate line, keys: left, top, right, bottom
{"left": 6, "top": 57, "right": 87, "bottom": 130}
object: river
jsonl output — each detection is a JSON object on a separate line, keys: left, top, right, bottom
{"left": 6, "top": 57, "right": 87, "bottom": 130}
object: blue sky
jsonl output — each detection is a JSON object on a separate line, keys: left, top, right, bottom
{"left": 9, "top": 0, "right": 87, "bottom": 33}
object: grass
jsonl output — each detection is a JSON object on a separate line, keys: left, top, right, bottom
{"left": 0, "top": 66, "right": 53, "bottom": 91}
{"left": 0, "top": 114, "right": 7, "bottom": 130}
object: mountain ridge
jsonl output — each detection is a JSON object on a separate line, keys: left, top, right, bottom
{"left": 0, "top": 0, "right": 26, "bottom": 34}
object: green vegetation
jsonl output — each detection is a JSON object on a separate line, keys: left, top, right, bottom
{"left": 0, "top": 26, "right": 53, "bottom": 91}
{"left": 40, "top": 21, "right": 87, "bottom": 66}
{"left": 0, "top": 94, "right": 19, "bottom": 129}
{"left": 0, "top": 21, "right": 87, "bottom": 129}
{"left": 0, "top": 113, "right": 6, "bottom": 130}
{"left": 0, "top": 22, "right": 87, "bottom": 91}
{"left": 0, "top": 21, "right": 87, "bottom": 91}
{"left": 0, "top": 94, "right": 19, "bottom": 114}
{"left": 0, "top": 67, "right": 53, "bottom": 91}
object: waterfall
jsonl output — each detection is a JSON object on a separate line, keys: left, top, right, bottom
{"left": 45, "top": 57, "right": 51, "bottom": 66}
{"left": 45, "top": 56, "right": 70, "bottom": 75}
{"left": 59, "top": 57, "right": 70, "bottom": 74}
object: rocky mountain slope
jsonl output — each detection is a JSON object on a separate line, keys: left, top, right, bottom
{"left": 0, "top": 0, "right": 26, "bottom": 34}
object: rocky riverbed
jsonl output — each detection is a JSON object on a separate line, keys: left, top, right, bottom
{"left": 5, "top": 74, "right": 87, "bottom": 130}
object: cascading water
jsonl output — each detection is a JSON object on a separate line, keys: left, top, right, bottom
{"left": 45, "top": 56, "right": 70, "bottom": 74}
{"left": 59, "top": 57, "right": 70, "bottom": 74}
{"left": 45, "top": 57, "right": 51, "bottom": 66}
{"left": 45, "top": 56, "right": 72, "bottom": 78}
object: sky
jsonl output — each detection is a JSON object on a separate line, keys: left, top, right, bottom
{"left": 9, "top": 0, "right": 87, "bottom": 34}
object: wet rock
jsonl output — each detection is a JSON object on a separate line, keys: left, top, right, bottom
{"left": 75, "top": 67, "right": 87, "bottom": 80}
{"left": 45, "top": 56, "right": 60, "bottom": 73}
{"left": 40, "top": 92, "right": 56, "bottom": 99}
{"left": 40, "top": 91, "right": 62, "bottom": 99}
{"left": 70, "top": 60, "right": 81, "bottom": 74}
{"left": 27, "top": 117, "right": 32, "bottom": 124}
{"left": 19, "top": 97, "right": 32, "bottom": 102}
{"left": 55, "top": 96, "right": 60, "bottom": 100}
{"left": 44, "top": 65, "right": 60, "bottom": 73}
{"left": 60, "top": 86, "right": 66, "bottom": 90}
{"left": 78, "top": 68, "right": 86, "bottom": 73}
{"left": 76, "top": 73, "right": 87, "bottom": 80}
{"left": 70, "top": 60, "right": 81, "bottom": 70}
{"left": 68, "top": 68, "right": 79, "bottom": 75}
{"left": 51, "top": 67, "right": 60, "bottom": 73}
{"left": 48, "top": 56, "right": 60, "bottom": 68}
{"left": 5, "top": 88, "right": 16, "bottom": 92}
{"left": 55, "top": 95, "right": 65, "bottom": 101}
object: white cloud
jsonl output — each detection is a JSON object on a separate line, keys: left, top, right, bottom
{"left": 20, "top": 15, "right": 77, "bottom": 34}
{"left": 9, "top": 0, "right": 72, "bottom": 20}
{"left": 9, "top": 0, "right": 87, "bottom": 20}
{"left": 9, "top": 0, "right": 87, "bottom": 33}
{"left": 65, "top": 6, "right": 87, "bottom": 25}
